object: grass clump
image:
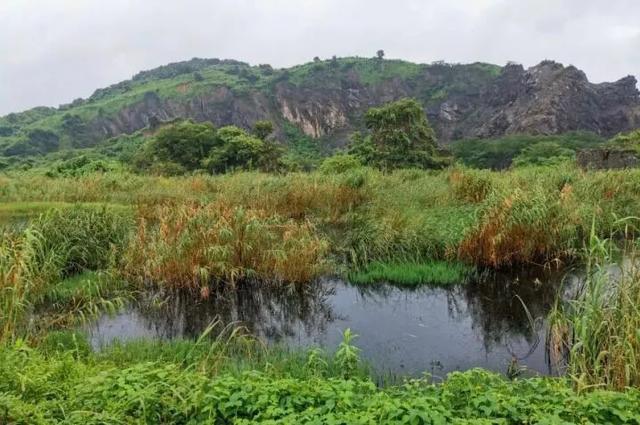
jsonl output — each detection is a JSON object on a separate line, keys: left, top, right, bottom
{"left": 348, "top": 261, "right": 472, "bottom": 286}
{"left": 124, "top": 203, "right": 329, "bottom": 289}
{"left": 42, "top": 270, "right": 124, "bottom": 306}
{"left": 29, "top": 206, "right": 131, "bottom": 277}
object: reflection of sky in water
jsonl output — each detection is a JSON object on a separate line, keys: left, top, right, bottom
{"left": 89, "top": 268, "right": 575, "bottom": 377}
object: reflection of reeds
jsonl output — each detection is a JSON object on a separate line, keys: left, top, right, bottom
{"left": 549, "top": 220, "right": 640, "bottom": 391}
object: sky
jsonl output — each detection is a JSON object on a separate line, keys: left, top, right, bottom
{"left": 1, "top": 0, "right": 639, "bottom": 116}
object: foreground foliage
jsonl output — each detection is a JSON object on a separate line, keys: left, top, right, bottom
{"left": 1, "top": 340, "right": 640, "bottom": 424}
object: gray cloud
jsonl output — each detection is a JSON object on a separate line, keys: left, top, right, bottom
{"left": 1, "top": 0, "right": 639, "bottom": 115}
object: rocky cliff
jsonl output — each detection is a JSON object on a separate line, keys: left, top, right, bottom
{"left": 1, "top": 57, "right": 639, "bottom": 156}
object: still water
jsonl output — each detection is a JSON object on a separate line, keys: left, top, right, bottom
{"left": 88, "top": 268, "right": 578, "bottom": 378}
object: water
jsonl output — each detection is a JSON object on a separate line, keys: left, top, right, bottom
{"left": 88, "top": 268, "right": 576, "bottom": 377}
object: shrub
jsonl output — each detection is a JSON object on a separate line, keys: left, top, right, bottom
{"left": 145, "top": 120, "right": 217, "bottom": 171}
{"left": 204, "top": 126, "right": 265, "bottom": 173}
{"left": 452, "top": 132, "right": 604, "bottom": 170}
{"left": 319, "top": 154, "right": 362, "bottom": 174}
{"left": 512, "top": 141, "right": 575, "bottom": 167}
{"left": 449, "top": 167, "right": 494, "bottom": 203}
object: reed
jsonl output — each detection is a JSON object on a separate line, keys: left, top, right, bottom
{"left": 2, "top": 165, "right": 640, "bottom": 277}
{"left": 28, "top": 206, "right": 131, "bottom": 278}
{"left": 0, "top": 207, "right": 132, "bottom": 342}
{"left": 549, "top": 222, "right": 640, "bottom": 391}
{"left": 0, "top": 223, "right": 74, "bottom": 340}
{"left": 124, "top": 203, "right": 329, "bottom": 290}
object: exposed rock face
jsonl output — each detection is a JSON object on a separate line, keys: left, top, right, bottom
{"left": 90, "top": 88, "right": 279, "bottom": 140}
{"left": 93, "top": 60, "right": 636, "bottom": 145}
{"left": 576, "top": 148, "right": 639, "bottom": 170}
{"left": 3, "top": 58, "right": 640, "bottom": 156}
{"left": 471, "top": 62, "right": 640, "bottom": 140}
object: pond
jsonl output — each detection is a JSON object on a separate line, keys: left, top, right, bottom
{"left": 88, "top": 267, "right": 579, "bottom": 378}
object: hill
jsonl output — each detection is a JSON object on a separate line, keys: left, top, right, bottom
{"left": 1, "top": 56, "right": 639, "bottom": 160}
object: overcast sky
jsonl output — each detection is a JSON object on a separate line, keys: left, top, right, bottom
{"left": 1, "top": 0, "right": 639, "bottom": 116}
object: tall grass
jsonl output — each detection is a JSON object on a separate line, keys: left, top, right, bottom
{"left": 0, "top": 207, "right": 131, "bottom": 342}
{"left": 29, "top": 206, "right": 131, "bottom": 278}
{"left": 549, "top": 223, "right": 640, "bottom": 391}
{"left": 2, "top": 165, "right": 640, "bottom": 274}
{"left": 124, "top": 203, "right": 329, "bottom": 290}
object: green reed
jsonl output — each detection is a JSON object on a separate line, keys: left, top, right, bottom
{"left": 549, "top": 220, "right": 640, "bottom": 391}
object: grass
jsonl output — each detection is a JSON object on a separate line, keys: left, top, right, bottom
{"left": 42, "top": 270, "right": 123, "bottom": 305}
{"left": 0, "top": 202, "right": 131, "bottom": 225}
{"left": 348, "top": 261, "right": 472, "bottom": 286}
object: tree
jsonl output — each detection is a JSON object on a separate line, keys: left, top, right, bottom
{"left": 608, "top": 129, "right": 640, "bottom": 150}
{"left": 257, "top": 140, "right": 286, "bottom": 172}
{"left": 253, "top": 120, "right": 274, "bottom": 141}
{"left": 376, "top": 50, "right": 385, "bottom": 60}
{"left": 313, "top": 56, "right": 321, "bottom": 63}
{"left": 258, "top": 64, "right": 274, "bottom": 75}
{"left": 204, "top": 126, "right": 265, "bottom": 173}
{"left": 347, "top": 131, "right": 377, "bottom": 165}
{"left": 512, "top": 142, "right": 575, "bottom": 167}
{"left": 360, "top": 98, "right": 438, "bottom": 169}
{"left": 149, "top": 120, "right": 217, "bottom": 170}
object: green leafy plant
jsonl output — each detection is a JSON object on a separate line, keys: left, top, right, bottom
{"left": 336, "top": 328, "right": 361, "bottom": 378}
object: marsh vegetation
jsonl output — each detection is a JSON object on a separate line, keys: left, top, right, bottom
{"left": 2, "top": 97, "right": 640, "bottom": 421}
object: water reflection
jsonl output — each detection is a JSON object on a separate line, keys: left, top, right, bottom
{"left": 89, "top": 267, "right": 572, "bottom": 377}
